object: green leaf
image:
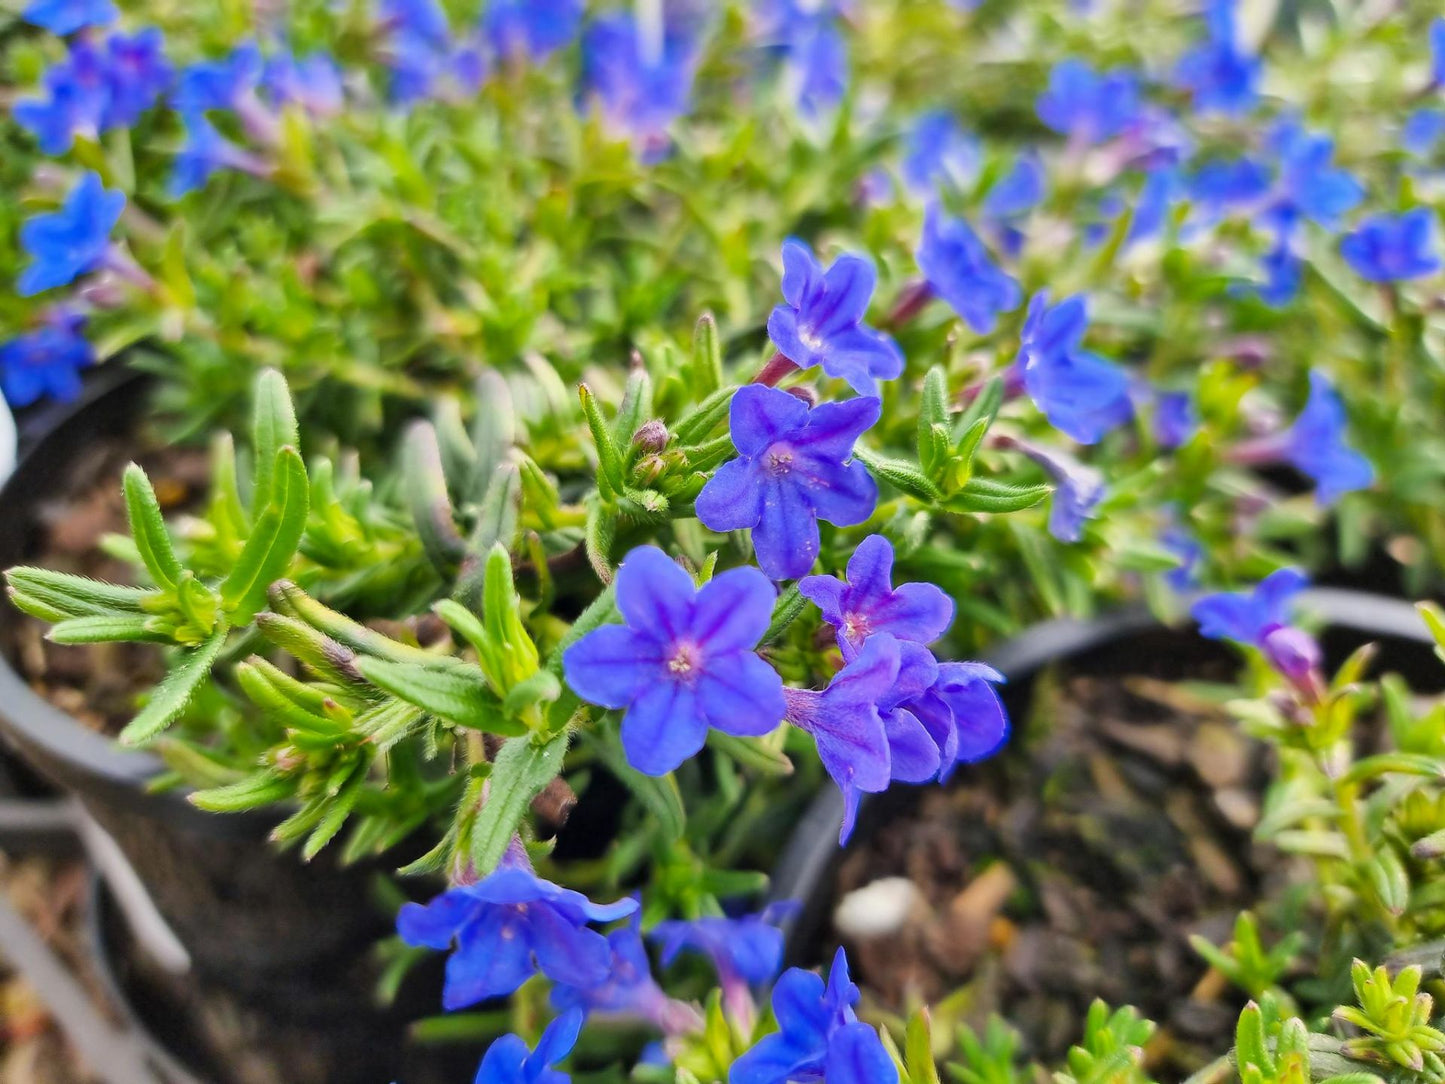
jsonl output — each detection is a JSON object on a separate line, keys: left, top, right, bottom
{"left": 584, "top": 496, "right": 616, "bottom": 584}
{"left": 190, "top": 771, "right": 293, "bottom": 812}
{"left": 254, "top": 612, "right": 363, "bottom": 686}
{"left": 905, "top": 1010, "right": 942, "bottom": 1084}
{"left": 122, "top": 464, "right": 183, "bottom": 590}
{"left": 469, "top": 731, "right": 569, "bottom": 876}
{"left": 954, "top": 377, "right": 1004, "bottom": 441}
{"left": 691, "top": 311, "right": 724, "bottom": 397}
{"left": 673, "top": 387, "right": 735, "bottom": 446}
{"left": 302, "top": 774, "right": 364, "bottom": 861}
{"left": 1340, "top": 753, "right": 1445, "bottom": 786}
{"left": 455, "top": 462, "right": 521, "bottom": 608}
{"left": 944, "top": 478, "right": 1051, "bottom": 514}
{"left": 544, "top": 580, "right": 618, "bottom": 676}
{"left": 582, "top": 730, "right": 686, "bottom": 844}
{"left": 49, "top": 613, "right": 167, "bottom": 644}
{"left": 119, "top": 622, "right": 229, "bottom": 744}
{"left": 852, "top": 446, "right": 944, "bottom": 502}
{"left": 579, "top": 383, "right": 627, "bottom": 500}
{"left": 706, "top": 730, "right": 792, "bottom": 776}
{"left": 502, "top": 670, "right": 562, "bottom": 716}
{"left": 220, "top": 446, "right": 309, "bottom": 624}
{"left": 5, "top": 567, "right": 152, "bottom": 617}
{"left": 762, "top": 582, "right": 806, "bottom": 645}
{"left": 233, "top": 659, "right": 346, "bottom": 735}
{"left": 403, "top": 420, "right": 466, "bottom": 576}
{"left": 467, "top": 371, "right": 516, "bottom": 500}
{"left": 1367, "top": 848, "right": 1410, "bottom": 916}
{"left": 250, "top": 369, "right": 299, "bottom": 515}
{"left": 612, "top": 365, "right": 655, "bottom": 448}
{"left": 355, "top": 657, "right": 526, "bottom": 736}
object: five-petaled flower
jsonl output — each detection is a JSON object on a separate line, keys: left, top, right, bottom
{"left": 581, "top": 10, "right": 700, "bottom": 161}
{"left": 729, "top": 948, "right": 898, "bottom": 1084}
{"left": 799, "top": 534, "right": 953, "bottom": 660}
{"left": 1176, "top": 0, "right": 1261, "bottom": 116}
{"left": 766, "top": 240, "right": 904, "bottom": 397}
{"left": 17, "top": 171, "right": 125, "bottom": 297}
{"left": 22, "top": 0, "right": 115, "bottom": 35}
{"left": 397, "top": 851, "right": 637, "bottom": 1011}
{"left": 1036, "top": 59, "right": 1142, "bottom": 144}
{"left": 1192, "top": 569, "right": 1321, "bottom": 690}
{"left": 901, "top": 111, "right": 979, "bottom": 195}
{"left": 563, "top": 545, "right": 786, "bottom": 776}
{"left": 473, "top": 1009, "right": 583, "bottom": 1084}
{"left": 484, "top": 0, "right": 584, "bottom": 61}
{"left": 1017, "top": 292, "right": 1133, "bottom": 445}
{"left": 1231, "top": 373, "right": 1373, "bottom": 505}
{"left": 1340, "top": 209, "right": 1441, "bottom": 283}
{"left": 916, "top": 204, "right": 1022, "bottom": 335}
{"left": 551, "top": 912, "right": 699, "bottom": 1033}
{"left": 0, "top": 311, "right": 93, "bottom": 408}
{"left": 695, "top": 385, "right": 879, "bottom": 581}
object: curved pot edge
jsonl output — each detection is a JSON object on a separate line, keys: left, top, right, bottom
{"left": 769, "top": 587, "right": 1435, "bottom": 949}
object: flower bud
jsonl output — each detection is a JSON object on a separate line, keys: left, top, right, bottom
{"left": 1261, "top": 624, "right": 1323, "bottom": 701}
{"left": 631, "top": 419, "right": 669, "bottom": 453}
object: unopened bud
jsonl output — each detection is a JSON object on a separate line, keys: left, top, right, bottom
{"left": 784, "top": 385, "right": 818, "bottom": 408}
{"left": 632, "top": 419, "right": 669, "bottom": 453}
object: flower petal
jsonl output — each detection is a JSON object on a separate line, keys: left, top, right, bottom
{"left": 813, "top": 253, "right": 877, "bottom": 338}
{"left": 529, "top": 907, "right": 615, "bottom": 989}
{"left": 800, "top": 395, "right": 881, "bottom": 460}
{"left": 621, "top": 680, "right": 708, "bottom": 776}
{"left": 563, "top": 625, "right": 660, "bottom": 709}
{"left": 798, "top": 457, "right": 877, "bottom": 528}
{"left": 751, "top": 476, "right": 820, "bottom": 581}
{"left": 729, "top": 383, "right": 810, "bottom": 458}
{"left": 692, "top": 565, "right": 777, "bottom": 651}
{"left": 825, "top": 1023, "right": 899, "bottom": 1084}
{"left": 614, "top": 545, "right": 696, "bottom": 642}
{"left": 697, "top": 651, "right": 786, "bottom": 737}
{"left": 695, "top": 455, "right": 764, "bottom": 532}
{"left": 396, "top": 888, "right": 477, "bottom": 949}
{"left": 442, "top": 917, "right": 535, "bottom": 1008}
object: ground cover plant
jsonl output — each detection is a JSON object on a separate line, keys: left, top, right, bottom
{"left": 5, "top": 0, "right": 1445, "bottom": 1081}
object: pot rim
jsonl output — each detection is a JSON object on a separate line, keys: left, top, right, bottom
{"left": 769, "top": 587, "right": 1437, "bottom": 939}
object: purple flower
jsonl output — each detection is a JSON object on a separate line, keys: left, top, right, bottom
{"left": 766, "top": 240, "right": 903, "bottom": 396}
{"left": 379, "top": 0, "right": 459, "bottom": 102}
{"left": 474, "top": 1009, "right": 582, "bottom": 1084}
{"left": 562, "top": 546, "right": 786, "bottom": 776}
{"left": 17, "top": 171, "right": 124, "bottom": 297}
{"left": 1187, "top": 158, "right": 1272, "bottom": 225}
{"left": 484, "top": 0, "right": 584, "bottom": 61}
{"left": 1036, "top": 60, "right": 1142, "bottom": 144}
{"left": 22, "top": 0, "right": 115, "bottom": 34}
{"left": 14, "top": 39, "right": 111, "bottom": 155}
{"left": 0, "top": 311, "right": 93, "bottom": 407}
{"left": 104, "top": 30, "right": 173, "bottom": 126}
{"left": 170, "top": 110, "right": 267, "bottom": 196}
{"left": 1192, "top": 569, "right": 1321, "bottom": 688}
{"left": 173, "top": 43, "right": 264, "bottom": 114}
{"left": 907, "top": 660, "right": 1009, "bottom": 779}
{"left": 1280, "top": 372, "right": 1374, "bottom": 505}
{"left": 798, "top": 534, "right": 953, "bottom": 660}
{"left": 730, "top": 949, "right": 897, "bottom": 1084}
{"left": 653, "top": 906, "right": 792, "bottom": 988}
{"left": 756, "top": 1, "right": 850, "bottom": 116}
{"left": 397, "top": 859, "right": 637, "bottom": 1011}
{"left": 915, "top": 204, "right": 1021, "bottom": 335}
{"left": 781, "top": 634, "right": 897, "bottom": 843}
{"left": 1256, "top": 225, "right": 1303, "bottom": 308}
{"left": 1340, "top": 209, "right": 1441, "bottom": 283}
{"left": 1017, "top": 293, "right": 1133, "bottom": 445}
{"left": 901, "top": 111, "right": 979, "bottom": 195}
{"left": 261, "top": 51, "right": 344, "bottom": 115}
{"left": 1266, "top": 122, "right": 1362, "bottom": 231}
{"left": 874, "top": 641, "right": 943, "bottom": 785}
{"left": 581, "top": 9, "right": 700, "bottom": 160}
{"left": 551, "top": 913, "right": 696, "bottom": 1032}
{"left": 1176, "top": 0, "right": 1261, "bottom": 116}
{"left": 695, "top": 386, "right": 879, "bottom": 581}
{"left": 982, "top": 151, "right": 1045, "bottom": 221}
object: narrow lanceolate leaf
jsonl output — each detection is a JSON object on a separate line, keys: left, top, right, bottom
{"left": 355, "top": 657, "right": 525, "bottom": 736}
{"left": 579, "top": 384, "right": 626, "bottom": 500}
{"left": 954, "top": 376, "right": 1004, "bottom": 440}
{"left": 705, "top": 730, "right": 793, "bottom": 777}
{"left": 250, "top": 368, "right": 299, "bottom": 514}
{"left": 853, "top": 446, "right": 944, "bottom": 502}
{"left": 403, "top": 420, "right": 466, "bottom": 576}
{"left": 190, "top": 771, "right": 293, "bottom": 813}
{"left": 904, "top": 1010, "right": 942, "bottom": 1084}
{"left": 1340, "top": 753, "right": 1445, "bottom": 786}
{"left": 5, "top": 567, "right": 153, "bottom": 617}
{"left": 584, "top": 496, "right": 616, "bottom": 584}
{"left": 119, "top": 622, "right": 229, "bottom": 745}
{"left": 673, "top": 387, "right": 735, "bottom": 446}
{"left": 762, "top": 583, "right": 806, "bottom": 645}
{"left": 943, "top": 477, "right": 1051, "bottom": 514}
{"left": 612, "top": 365, "right": 654, "bottom": 449}
{"left": 469, "top": 731, "right": 569, "bottom": 876}
{"left": 691, "top": 311, "right": 724, "bottom": 397}
{"left": 255, "top": 613, "right": 364, "bottom": 686}
{"left": 122, "top": 464, "right": 183, "bottom": 590}
{"left": 234, "top": 660, "right": 346, "bottom": 735}
{"left": 221, "top": 446, "right": 309, "bottom": 624}
{"left": 49, "top": 613, "right": 167, "bottom": 644}
{"left": 455, "top": 462, "right": 521, "bottom": 609}
{"left": 468, "top": 371, "right": 516, "bottom": 501}
{"left": 302, "top": 774, "right": 365, "bottom": 861}
{"left": 271, "top": 581, "right": 460, "bottom": 668}
{"left": 918, "top": 366, "right": 950, "bottom": 474}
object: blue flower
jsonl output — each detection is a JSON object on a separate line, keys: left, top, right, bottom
{"left": 17, "top": 171, "right": 124, "bottom": 297}
{"left": 474, "top": 1010, "right": 583, "bottom": 1084}
{"left": 1403, "top": 109, "right": 1445, "bottom": 157}
{"left": 1161, "top": 525, "right": 1204, "bottom": 591}
{"left": 550, "top": 913, "right": 697, "bottom": 1031}
{"left": 1432, "top": 18, "right": 1445, "bottom": 86}
{"left": 379, "top": 0, "right": 457, "bottom": 102}
{"left": 906, "top": 660, "right": 1009, "bottom": 779}
{"left": 982, "top": 151, "right": 1044, "bottom": 221}
{"left": 875, "top": 640, "right": 943, "bottom": 785}
{"left": 766, "top": 240, "right": 903, "bottom": 396}
{"left": 381, "top": 0, "right": 451, "bottom": 47}
{"left": 1017, "top": 293, "right": 1133, "bottom": 445}
{"left": 14, "top": 39, "right": 111, "bottom": 155}
{"left": 1042, "top": 453, "right": 1105, "bottom": 543}
{"left": 1153, "top": 390, "right": 1197, "bottom": 450}
{"left": 653, "top": 905, "right": 792, "bottom": 987}
{"left": 730, "top": 948, "right": 897, "bottom": 1084}
{"left": 756, "top": 1, "right": 850, "bottom": 115}
{"left": 21, "top": 0, "right": 115, "bottom": 34}
{"left": 1340, "top": 209, "right": 1441, "bottom": 282}
{"left": 1266, "top": 121, "right": 1362, "bottom": 231}
{"left": 563, "top": 546, "right": 786, "bottom": 776}
{"left": 696, "top": 386, "right": 879, "bottom": 581}
{"left": 104, "top": 30, "right": 173, "bottom": 127}
{"left": 1191, "top": 569, "right": 1321, "bottom": 688}
{"left": 799, "top": 534, "right": 953, "bottom": 661}
{"left": 781, "top": 634, "right": 897, "bottom": 842}
{"left": 581, "top": 10, "right": 700, "bottom": 160}
{"left": 1036, "top": 59, "right": 1141, "bottom": 144}
{"left": 397, "top": 861, "right": 637, "bottom": 1011}
{"left": 1186, "top": 158, "right": 1272, "bottom": 227}
{"left": 901, "top": 111, "right": 979, "bottom": 195}
{"left": 915, "top": 204, "right": 1021, "bottom": 335}
{"left": 173, "top": 43, "right": 264, "bottom": 114}
{"left": 484, "top": 0, "right": 583, "bottom": 60}
{"left": 261, "top": 51, "right": 344, "bottom": 115}
{"left": 1281, "top": 372, "right": 1374, "bottom": 504}
{"left": 1176, "top": 0, "right": 1260, "bottom": 116}
{"left": 1255, "top": 226, "right": 1302, "bottom": 308}
{"left": 1126, "top": 167, "right": 1180, "bottom": 244}
{"left": 169, "top": 110, "right": 265, "bottom": 196}
{"left": 0, "top": 311, "right": 93, "bottom": 407}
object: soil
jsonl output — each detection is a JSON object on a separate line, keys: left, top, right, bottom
{"left": 2, "top": 435, "right": 211, "bottom": 738}
{"left": 832, "top": 667, "right": 1296, "bottom": 1074}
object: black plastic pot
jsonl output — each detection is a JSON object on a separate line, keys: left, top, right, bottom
{"left": 0, "top": 373, "right": 421, "bottom": 1081}
{"left": 771, "top": 588, "right": 1442, "bottom": 967}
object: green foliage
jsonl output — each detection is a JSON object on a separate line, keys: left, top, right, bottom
{"left": 1334, "top": 962, "right": 1445, "bottom": 1078}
